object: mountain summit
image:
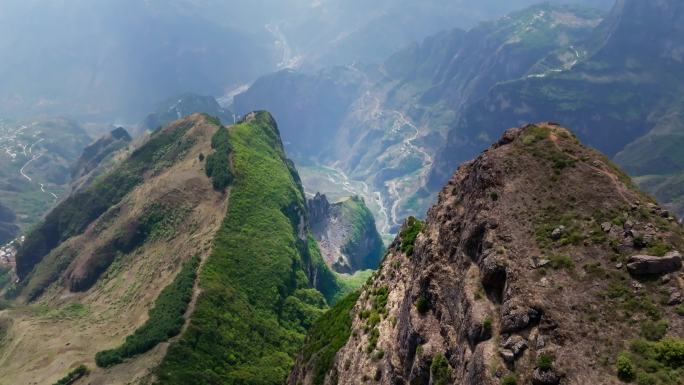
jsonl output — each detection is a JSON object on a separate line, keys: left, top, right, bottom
{"left": 290, "top": 123, "right": 684, "bottom": 385}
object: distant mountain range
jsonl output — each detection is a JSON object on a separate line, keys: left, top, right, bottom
{"left": 0, "top": 0, "right": 614, "bottom": 123}
{"left": 234, "top": 0, "right": 684, "bottom": 226}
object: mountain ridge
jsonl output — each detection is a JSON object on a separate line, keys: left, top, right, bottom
{"left": 289, "top": 122, "right": 684, "bottom": 385}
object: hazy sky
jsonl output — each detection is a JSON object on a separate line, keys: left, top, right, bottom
{"left": 0, "top": 0, "right": 615, "bottom": 122}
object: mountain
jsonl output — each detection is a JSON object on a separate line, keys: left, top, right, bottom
{"left": 139, "top": 93, "right": 233, "bottom": 136}
{"left": 69, "top": 126, "right": 132, "bottom": 193}
{"left": 237, "top": 0, "right": 684, "bottom": 227}
{"left": 234, "top": 3, "right": 606, "bottom": 233}
{"left": 0, "top": 117, "right": 91, "bottom": 236}
{"left": 0, "top": 0, "right": 614, "bottom": 123}
{"left": 0, "top": 112, "right": 375, "bottom": 384}
{"left": 289, "top": 123, "right": 684, "bottom": 385}
{"left": 431, "top": 0, "right": 684, "bottom": 216}
{"left": 308, "top": 193, "right": 384, "bottom": 274}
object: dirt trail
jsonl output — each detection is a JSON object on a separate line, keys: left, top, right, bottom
{"left": 178, "top": 187, "right": 231, "bottom": 336}
{"left": 549, "top": 129, "right": 632, "bottom": 203}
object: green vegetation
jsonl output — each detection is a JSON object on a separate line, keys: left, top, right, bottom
{"left": 675, "top": 305, "right": 684, "bottom": 316}
{"left": 430, "top": 353, "right": 452, "bottom": 385}
{"left": 301, "top": 291, "right": 360, "bottom": 385}
{"left": 336, "top": 269, "right": 374, "bottom": 295}
{"left": 521, "top": 125, "right": 550, "bottom": 145}
{"left": 400, "top": 216, "right": 424, "bottom": 256}
{"left": 617, "top": 352, "right": 636, "bottom": 381}
{"left": 618, "top": 338, "right": 684, "bottom": 384}
{"left": 52, "top": 365, "right": 89, "bottom": 385}
{"left": 34, "top": 302, "right": 89, "bottom": 320}
{"left": 641, "top": 321, "right": 668, "bottom": 342}
{"left": 337, "top": 197, "right": 384, "bottom": 271}
{"left": 537, "top": 354, "right": 554, "bottom": 371}
{"left": 359, "top": 286, "right": 389, "bottom": 353}
{"left": 95, "top": 256, "right": 199, "bottom": 367}
{"left": 502, "top": 374, "right": 518, "bottom": 385}
{"left": 205, "top": 125, "right": 234, "bottom": 191}
{"left": 521, "top": 125, "right": 577, "bottom": 173}
{"left": 604, "top": 276, "right": 663, "bottom": 321}
{"left": 415, "top": 295, "right": 430, "bottom": 314}
{"left": 645, "top": 240, "right": 673, "bottom": 257}
{"left": 535, "top": 206, "right": 585, "bottom": 249}
{"left": 135, "top": 202, "right": 188, "bottom": 242}
{"left": 156, "top": 112, "right": 339, "bottom": 385}
{"left": 483, "top": 317, "right": 493, "bottom": 336}
{"left": 15, "top": 118, "right": 196, "bottom": 280}
{"left": 548, "top": 255, "right": 575, "bottom": 270}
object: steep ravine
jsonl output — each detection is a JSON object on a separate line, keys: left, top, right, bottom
{"left": 290, "top": 123, "right": 684, "bottom": 385}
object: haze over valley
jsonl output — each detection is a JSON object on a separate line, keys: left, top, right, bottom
{"left": 1, "top": 1, "right": 684, "bottom": 385}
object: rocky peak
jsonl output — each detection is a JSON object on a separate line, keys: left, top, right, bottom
{"left": 308, "top": 193, "right": 384, "bottom": 273}
{"left": 308, "top": 192, "right": 332, "bottom": 229}
{"left": 290, "top": 123, "right": 684, "bottom": 385}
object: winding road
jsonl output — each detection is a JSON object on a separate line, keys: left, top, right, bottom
{"left": 18, "top": 138, "right": 58, "bottom": 202}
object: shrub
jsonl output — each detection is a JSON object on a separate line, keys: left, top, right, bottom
{"left": 549, "top": 255, "right": 574, "bottom": 270}
{"left": 400, "top": 217, "right": 424, "bottom": 256}
{"left": 430, "top": 353, "right": 452, "bottom": 385}
{"left": 645, "top": 240, "right": 672, "bottom": 257}
{"left": 636, "top": 372, "right": 657, "bottom": 385}
{"left": 415, "top": 296, "right": 429, "bottom": 314}
{"left": 490, "top": 191, "right": 499, "bottom": 201}
{"left": 537, "top": 354, "right": 554, "bottom": 371}
{"left": 653, "top": 339, "right": 684, "bottom": 368}
{"left": 204, "top": 125, "right": 233, "bottom": 191}
{"left": 617, "top": 352, "right": 636, "bottom": 381}
{"left": 483, "top": 317, "right": 493, "bottom": 336}
{"left": 521, "top": 125, "right": 549, "bottom": 145}
{"left": 501, "top": 374, "right": 517, "bottom": 385}
{"left": 675, "top": 305, "right": 684, "bottom": 316}
{"left": 52, "top": 365, "right": 89, "bottom": 385}
{"left": 641, "top": 320, "right": 668, "bottom": 342}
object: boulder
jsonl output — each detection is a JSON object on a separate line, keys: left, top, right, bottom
{"left": 501, "top": 302, "right": 541, "bottom": 333}
{"left": 667, "top": 290, "right": 683, "bottom": 306}
{"left": 501, "top": 335, "right": 528, "bottom": 357}
{"left": 500, "top": 349, "right": 515, "bottom": 363}
{"left": 532, "top": 368, "right": 560, "bottom": 385}
{"left": 601, "top": 222, "right": 612, "bottom": 233}
{"left": 550, "top": 226, "right": 566, "bottom": 240}
{"left": 627, "top": 252, "right": 682, "bottom": 276}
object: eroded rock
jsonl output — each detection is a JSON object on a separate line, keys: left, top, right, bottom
{"left": 627, "top": 252, "right": 682, "bottom": 276}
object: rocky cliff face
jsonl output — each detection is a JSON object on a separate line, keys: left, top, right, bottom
{"left": 290, "top": 123, "right": 684, "bottom": 385}
{"left": 309, "top": 193, "right": 384, "bottom": 273}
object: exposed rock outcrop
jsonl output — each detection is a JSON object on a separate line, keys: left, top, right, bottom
{"left": 289, "top": 123, "right": 684, "bottom": 385}
{"left": 308, "top": 193, "right": 384, "bottom": 273}
{"left": 627, "top": 252, "right": 682, "bottom": 276}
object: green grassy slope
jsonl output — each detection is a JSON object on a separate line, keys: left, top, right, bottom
{"left": 156, "top": 112, "right": 341, "bottom": 385}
